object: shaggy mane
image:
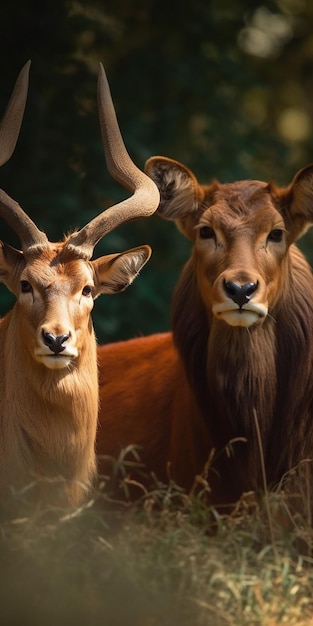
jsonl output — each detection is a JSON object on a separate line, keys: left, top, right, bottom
{"left": 172, "top": 244, "right": 313, "bottom": 494}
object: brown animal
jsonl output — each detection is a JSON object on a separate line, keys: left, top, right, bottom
{"left": 97, "top": 156, "right": 313, "bottom": 505}
{"left": 0, "top": 62, "right": 159, "bottom": 507}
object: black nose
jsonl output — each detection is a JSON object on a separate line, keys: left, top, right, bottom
{"left": 42, "top": 331, "right": 69, "bottom": 354}
{"left": 223, "top": 280, "right": 258, "bottom": 308}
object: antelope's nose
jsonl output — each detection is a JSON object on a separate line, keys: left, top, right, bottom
{"left": 42, "top": 331, "right": 70, "bottom": 354}
{"left": 223, "top": 280, "right": 258, "bottom": 308}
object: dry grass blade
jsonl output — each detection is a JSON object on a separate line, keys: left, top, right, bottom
{"left": 0, "top": 456, "right": 312, "bottom": 625}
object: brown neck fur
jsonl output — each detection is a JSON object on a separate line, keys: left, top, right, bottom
{"left": 0, "top": 306, "right": 98, "bottom": 507}
{"left": 172, "top": 245, "right": 313, "bottom": 493}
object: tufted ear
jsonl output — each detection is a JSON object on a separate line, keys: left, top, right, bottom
{"left": 0, "top": 242, "right": 24, "bottom": 294}
{"left": 92, "top": 245, "right": 151, "bottom": 297}
{"left": 145, "top": 156, "right": 205, "bottom": 238}
{"left": 280, "top": 164, "right": 313, "bottom": 241}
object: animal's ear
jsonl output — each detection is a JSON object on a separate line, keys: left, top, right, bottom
{"left": 0, "top": 242, "right": 24, "bottom": 294}
{"left": 145, "top": 156, "right": 205, "bottom": 237}
{"left": 92, "top": 245, "right": 151, "bottom": 297}
{"left": 281, "top": 164, "right": 313, "bottom": 241}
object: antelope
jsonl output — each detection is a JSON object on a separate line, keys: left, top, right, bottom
{"left": 97, "top": 155, "right": 313, "bottom": 506}
{"left": 0, "top": 62, "right": 159, "bottom": 507}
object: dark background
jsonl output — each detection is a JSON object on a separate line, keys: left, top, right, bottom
{"left": 1, "top": 0, "right": 313, "bottom": 343}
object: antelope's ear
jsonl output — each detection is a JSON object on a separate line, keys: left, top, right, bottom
{"left": 92, "top": 245, "right": 151, "bottom": 296}
{"left": 145, "top": 157, "right": 204, "bottom": 238}
{"left": 0, "top": 242, "right": 24, "bottom": 293}
{"left": 282, "top": 164, "right": 313, "bottom": 241}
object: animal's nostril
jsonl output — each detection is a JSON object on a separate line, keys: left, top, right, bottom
{"left": 245, "top": 283, "right": 257, "bottom": 298}
{"left": 223, "top": 280, "right": 258, "bottom": 308}
{"left": 42, "top": 331, "right": 69, "bottom": 354}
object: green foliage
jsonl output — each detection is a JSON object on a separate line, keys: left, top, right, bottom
{"left": 1, "top": 0, "right": 313, "bottom": 342}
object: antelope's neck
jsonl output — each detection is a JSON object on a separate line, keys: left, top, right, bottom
{"left": 0, "top": 312, "right": 99, "bottom": 483}
{"left": 193, "top": 319, "right": 276, "bottom": 495}
{"left": 206, "top": 320, "right": 277, "bottom": 450}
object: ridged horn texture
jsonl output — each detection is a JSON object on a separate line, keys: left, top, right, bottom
{"left": 0, "top": 60, "right": 30, "bottom": 167}
{"left": 67, "top": 63, "right": 160, "bottom": 259}
{"left": 0, "top": 61, "right": 48, "bottom": 252}
{"left": 0, "top": 62, "right": 159, "bottom": 259}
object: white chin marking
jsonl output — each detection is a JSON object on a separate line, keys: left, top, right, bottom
{"left": 219, "top": 311, "right": 262, "bottom": 327}
{"left": 40, "top": 355, "right": 73, "bottom": 370}
{"left": 213, "top": 306, "right": 268, "bottom": 328}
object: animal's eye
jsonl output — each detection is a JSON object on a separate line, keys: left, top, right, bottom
{"left": 20, "top": 280, "right": 32, "bottom": 294}
{"left": 82, "top": 285, "right": 93, "bottom": 297}
{"left": 268, "top": 229, "right": 283, "bottom": 243}
{"left": 199, "top": 226, "right": 215, "bottom": 239}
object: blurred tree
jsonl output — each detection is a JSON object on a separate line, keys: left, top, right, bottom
{"left": 0, "top": 0, "right": 313, "bottom": 342}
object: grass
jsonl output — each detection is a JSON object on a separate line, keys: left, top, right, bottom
{"left": 1, "top": 456, "right": 313, "bottom": 626}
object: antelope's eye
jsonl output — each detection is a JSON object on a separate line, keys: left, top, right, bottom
{"left": 199, "top": 226, "right": 215, "bottom": 239}
{"left": 268, "top": 229, "right": 283, "bottom": 243}
{"left": 82, "top": 285, "right": 93, "bottom": 297}
{"left": 20, "top": 280, "right": 32, "bottom": 293}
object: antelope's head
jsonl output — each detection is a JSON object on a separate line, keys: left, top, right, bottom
{"left": 0, "top": 63, "right": 159, "bottom": 369}
{"left": 146, "top": 156, "right": 313, "bottom": 328}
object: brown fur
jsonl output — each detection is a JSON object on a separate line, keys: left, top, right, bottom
{"left": 0, "top": 239, "right": 150, "bottom": 507}
{"left": 0, "top": 62, "right": 159, "bottom": 508}
{"left": 97, "top": 158, "right": 313, "bottom": 505}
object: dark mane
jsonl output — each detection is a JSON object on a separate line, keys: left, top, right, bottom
{"left": 172, "top": 243, "right": 313, "bottom": 494}
{"left": 172, "top": 255, "right": 209, "bottom": 416}
{"left": 269, "top": 245, "right": 313, "bottom": 478}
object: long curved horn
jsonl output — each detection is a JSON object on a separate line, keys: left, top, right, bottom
{"left": 0, "top": 189, "right": 48, "bottom": 251}
{"left": 0, "top": 60, "right": 31, "bottom": 166}
{"left": 0, "top": 61, "right": 48, "bottom": 252}
{"left": 67, "top": 63, "right": 160, "bottom": 259}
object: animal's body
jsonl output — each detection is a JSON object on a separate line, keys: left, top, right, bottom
{"left": 0, "top": 63, "right": 159, "bottom": 507}
{"left": 97, "top": 157, "right": 313, "bottom": 505}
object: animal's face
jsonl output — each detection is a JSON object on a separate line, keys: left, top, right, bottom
{"left": 0, "top": 241, "right": 150, "bottom": 369}
{"left": 16, "top": 249, "right": 95, "bottom": 370}
{"left": 193, "top": 181, "right": 288, "bottom": 327}
{"left": 0, "top": 60, "right": 159, "bottom": 370}
{"left": 146, "top": 156, "right": 313, "bottom": 328}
